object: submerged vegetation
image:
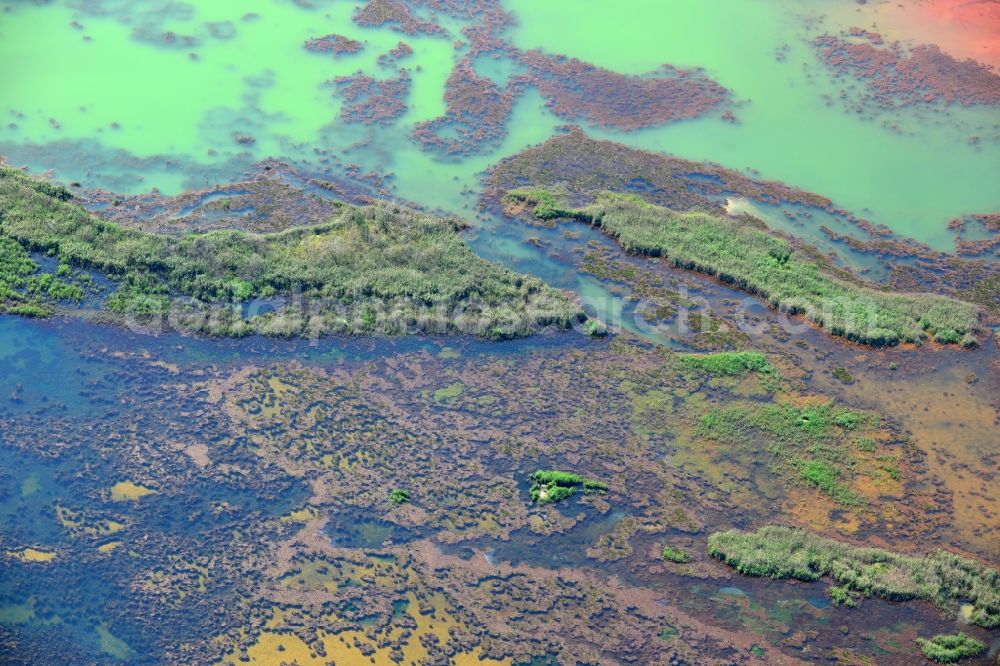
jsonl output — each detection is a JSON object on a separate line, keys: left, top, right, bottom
{"left": 915, "top": 633, "right": 987, "bottom": 663}
{"left": 0, "top": 166, "right": 581, "bottom": 339}
{"left": 0, "top": 234, "right": 84, "bottom": 317}
{"left": 506, "top": 189, "right": 980, "bottom": 346}
{"left": 529, "top": 470, "right": 608, "bottom": 505}
{"left": 708, "top": 526, "right": 1000, "bottom": 628}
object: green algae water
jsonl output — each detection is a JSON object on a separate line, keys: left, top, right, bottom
{"left": 1, "top": 0, "right": 997, "bottom": 250}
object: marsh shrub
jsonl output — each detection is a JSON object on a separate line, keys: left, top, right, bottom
{"left": 508, "top": 189, "right": 980, "bottom": 347}
{"left": 708, "top": 526, "right": 1000, "bottom": 628}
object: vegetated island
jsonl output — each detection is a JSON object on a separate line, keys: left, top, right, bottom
{"left": 708, "top": 526, "right": 1000, "bottom": 629}
{"left": 529, "top": 470, "right": 607, "bottom": 505}
{"left": 504, "top": 188, "right": 980, "bottom": 347}
{"left": 484, "top": 129, "right": 998, "bottom": 328}
{"left": 0, "top": 166, "right": 582, "bottom": 339}
{"left": 915, "top": 633, "right": 987, "bottom": 664}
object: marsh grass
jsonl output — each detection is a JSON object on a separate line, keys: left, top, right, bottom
{"left": 676, "top": 351, "right": 774, "bottom": 377}
{"left": 507, "top": 189, "right": 980, "bottom": 346}
{"left": 0, "top": 167, "right": 582, "bottom": 338}
{"left": 708, "top": 526, "right": 1000, "bottom": 628}
{"left": 915, "top": 633, "right": 986, "bottom": 663}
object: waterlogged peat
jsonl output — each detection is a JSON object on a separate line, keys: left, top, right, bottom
{"left": 411, "top": 58, "right": 515, "bottom": 156}
{"left": 1, "top": 311, "right": 991, "bottom": 663}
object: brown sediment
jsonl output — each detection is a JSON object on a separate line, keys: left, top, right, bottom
{"left": 482, "top": 127, "right": 830, "bottom": 214}
{"left": 376, "top": 40, "right": 413, "bottom": 68}
{"left": 512, "top": 50, "right": 731, "bottom": 130}
{"left": 333, "top": 70, "right": 411, "bottom": 126}
{"left": 814, "top": 29, "right": 1000, "bottom": 112}
{"left": 302, "top": 33, "right": 363, "bottom": 57}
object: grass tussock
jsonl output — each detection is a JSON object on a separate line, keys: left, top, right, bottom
{"left": 507, "top": 189, "right": 980, "bottom": 347}
{"left": 915, "top": 633, "right": 986, "bottom": 663}
{"left": 708, "top": 526, "right": 1000, "bottom": 628}
{"left": 529, "top": 470, "right": 607, "bottom": 504}
{"left": 0, "top": 167, "right": 581, "bottom": 338}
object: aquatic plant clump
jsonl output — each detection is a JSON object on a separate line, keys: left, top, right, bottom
{"left": 0, "top": 234, "right": 84, "bottom": 317}
{"left": 411, "top": 58, "right": 515, "bottom": 156}
{"left": 528, "top": 470, "right": 607, "bottom": 505}
{"left": 334, "top": 71, "right": 412, "bottom": 126}
{"left": 507, "top": 189, "right": 980, "bottom": 346}
{"left": 707, "top": 526, "right": 1000, "bottom": 628}
{"left": 303, "top": 33, "right": 363, "bottom": 57}
{"left": 915, "top": 633, "right": 987, "bottom": 664}
{"left": 698, "top": 399, "right": 879, "bottom": 507}
{"left": 515, "top": 50, "right": 730, "bottom": 130}
{"left": 0, "top": 166, "right": 582, "bottom": 339}
{"left": 676, "top": 352, "right": 774, "bottom": 377}
{"left": 353, "top": 0, "right": 447, "bottom": 36}
{"left": 815, "top": 29, "right": 1000, "bottom": 111}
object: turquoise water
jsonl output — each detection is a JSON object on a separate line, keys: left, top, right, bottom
{"left": 0, "top": 0, "right": 996, "bottom": 250}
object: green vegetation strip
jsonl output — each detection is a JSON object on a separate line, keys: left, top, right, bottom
{"left": 529, "top": 470, "right": 607, "bottom": 504}
{"left": 915, "top": 633, "right": 987, "bottom": 664}
{"left": 707, "top": 526, "right": 1000, "bottom": 628}
{"left": 507, "top": 189, "right": 980, "bottom": 346}
{"left": 0, "top": 167, "right": 581, "bottom": 339}
{"left": 676, "top": 351, "right": 773, "bottom": 377}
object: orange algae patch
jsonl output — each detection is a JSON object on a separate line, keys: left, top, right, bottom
{"left": 832, "top": 0, "right": 1000, "bottom": 68}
